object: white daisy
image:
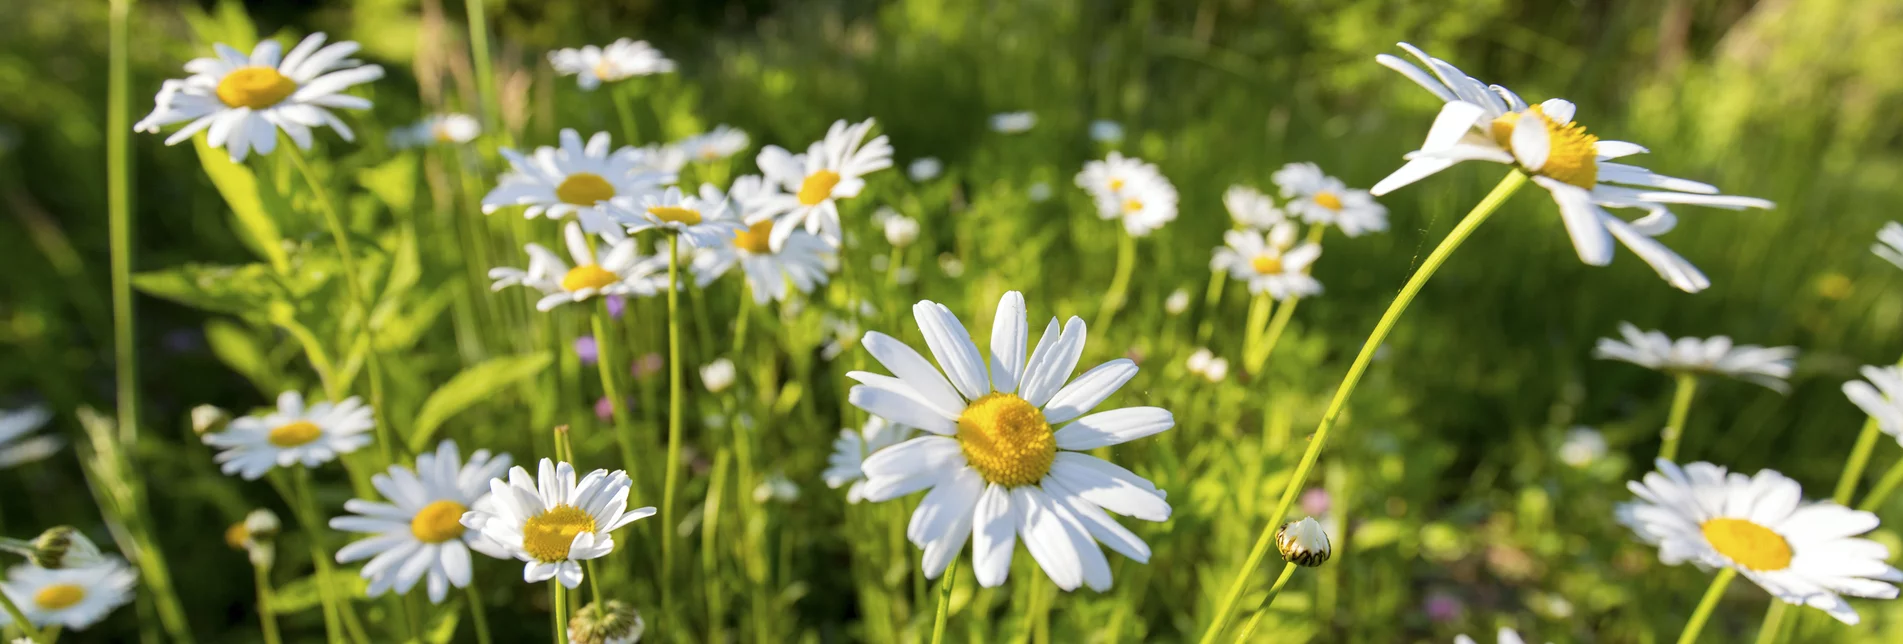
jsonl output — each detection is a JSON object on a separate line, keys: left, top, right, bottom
{"left": 884, "top": 215, "right": 920, "bottom": 248}
{"left": 680, "top": 125, "right": 749, "bottom": 163}
{"left": 1620, "top": 458, "right": 1903, "bottom": 624}
{"left": 1210, "top": 225, "right": 1323, "bottom": 300}
{"left": 1222, "top": 185, "right": 1287, "bottom": 230}
{"left": 699, "top": 359, "right": 736, "bottom": 393}
{"left": 1088, "top": 120, "right": 1124, "bottom": 143}
{"left": 330, "top": 440, "right": 514, "bottom": 603}
{"left": 1592, "top": 322, "right": 1797, "bottom": 392}
{"left": 1075, "top": 152, "right": 1156, "bottom": 210}
{"left": 390, "top": 113, "right": 480, "bottom": 148}
{"left": 990, "top": 111, "right": 1037, "bottom": 134}
{"left": 202, "top": 391, "right": 374, "bottom": 480}
{"left": 1558, "top": 426, "right": 1607, "bottom": 468}
{"left": 750, "top": 118, "right": 895, "bottom": 251}
{"left": 1455, "top": 628, "right": 1537, "bottom": 644}
{"left": 1163, "top": 288, "right": 1191, "bottom": 315}
{"left": 1271, "top": 163, "right": 1388, "bottom": 237}
{"left": 0, "top": 405, "right": 60, "bottom": 469}
{"left": 1184, "top": 349, "right": 1229, "bottom": 384}
{"left": 133, "top": 33, "right": 384, "bottom": 162}
{"left": 613, "top": 185, "right": 744, "bottom": 249}
{"left": 490, "top": 222, "right": 669, "bottom": 312}
{"left": 752, "top": 474, "right": 800, "bottom": 503}
{"left": 1076, "top": 153, "right": 1177, "bottom": 236}
{"left": 481, "top": 129, "right": 673, "bottom": 232}
{"left": 548, "top": 39, "right": 675, "bottom": 91}
{"left": 908, "top": 157, "right": 943, "bottom": 182}
{"left": 1873, "top": 222, "right": 1903, "bottom": 271}
{"left": 823, "top": 417, "right": 917, "bottom": 504}
{"left": 0, "top": 560, "right": 136, "bottom": 631}
{"left": 1370, "top": 42, "right": 1773, "bottom": 293}
{"left": 849, "top": 291, "right": 1175, "bottom": 591}
{"left": 634, "top": 142, "right": 689, "bottom": 175}
{"left": 1844, "top": 366, "right": 1903, "bottom": 443}
{"left": 690, "top": 215, "right": 831, "bottom": 305}
{"left": 459, "top": 459, "right": 656, "bottom": 588}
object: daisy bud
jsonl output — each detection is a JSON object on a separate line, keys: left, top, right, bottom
{"left": 569, "top": 599, "right": 646, "bottom": 644}
{"left": 190, "top": 404, "right": 230, "bottom": 435}
{"left": 1277, "top": 517, "right": 1331, "bottom": 567}
{"left": 29, "top": 526, "right": 107, "bottom": 570}
{"left": 700, "top": 359, "right": 736, "bottom": 393}
{"left": 1164, "top": 288, "right": 1191, "bottom": 315}
{"left": 247, "top": 541, "right": 276, "bottom": 568}
{"left": 244, "top": 508, "right": 281, "bottom": 542}
{"left": 883, "top": 216, "right": 919, "bottom": 248}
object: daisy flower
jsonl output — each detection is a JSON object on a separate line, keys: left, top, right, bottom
{"left": 390, "top": 113, "right": 480, "bottom": 148}
{"left": 1872, "top": 222, "right": 1903, "bottom": 271}
{"left": 849, "top": 291, "right": 1175, "bottom": 591}
{"left": 0, "top": 405, "right": 60, "bottom": 469}
{"left": 460, "top": 459, "right": 656, "bottom": 588}
{"left": 202, "top": 391, "right": 373, "bottom": 480}
{"left": 751, "top": 118, "right": 895, "bottom": 251}
{"left": 481, "top": 129, "right": 672, "bottom": 232}
{"left": 1369, "top": 42, "right": 1773, "bottom": 293}
{"left": 824, "top": 417, "right": 917, "bottom": 504}
{"left": 1075, "top": 152, "right": 1156, "bottom": 210}
{"left": 490, "top": 222, "right": 668, "bottom": 312}
{"left": 133, "top": 33, "right": 384, "bottom": 162}
{"left": 680, "top": 125, "right": 749, "bottom": 163}
{"left": 1222, "top": 185, "right": 1287, "bottom": 231}
{"left": 1592, "top": 322, "right": 1797, "bottom": 392}
{"left": 612, "top": 185, "right": 745, "bottom": 249}
{"left": 1272, "top": 163, "right": 1388, "bottom": 237}
{"left": 1844, "top": 365, "right": 1903, "bottom": 442}
{"left": 1620, "top": 459, "right": 1903, "bottom": 624}
{"left": 1210, "top": 224, "right": 1323, "bottom": 300}
{"left": 0, "top": 560, "right": 137, "bottom": 631}
{"left": 690, "top": 216, "right": 832, "bottom": 305}
{"left": 329, "top": 440, "right": 514, "bottom": 603}
{"left": 1455, "top": 628, "right": 1538, "bottom": 644}
{"left": 1076, "top": 153, "right": 1177, "bottom": 236}
{"left": 989, "top": 111, "right": 1037, "bottom": 134}
{"left": 548, "top": 39, "right": 675, "bottom": 91}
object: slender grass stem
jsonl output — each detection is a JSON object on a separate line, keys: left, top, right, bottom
{"left": 1234, "top": 562, "right": 1300, "bottom": 642}
{"left": 584, "top": 560, "right": 604, "bottom": 605}
{"left": 463, "top": 0, "right": 508, "bottom": 151}
{"left": 1248, "top": 296, "right": 1301, "bottom": 374}
{"left": 463, "top": 578, "right": 492, "bottom": 644}
{"left": 1241, "top": 292, "right": 1272, "bottom": 371}
{"left": 1659, "top": 372, "right": 1700, "bottom": 462}
{"left": 1676, "top": 568, "right": 1737, "bottom": 644}
{"left": 1096, "top": 232, "right": 1138, "bottom": 326}
{"left": 1857, "top": 458, "right": 1903, "bottom": 512}
{"left": 107, "top": 0, "right": 138, "bottom": 445}
{"left": 253, "top": 562, "right": 283, "bottom": 644}
{"left": 661, "top": 234, "right": 684, "bottom": 621}
{"left": 593, "top": 309, "right": 640, "bottom": 475}
{"left": 1199, "top": 170, "right": 1527, "bottom": 642}
{"left": 611, "top": 83, "right": 642, "bottom": 145}
{"left": 1195, "top": 266, "right": 1227, "bottom": 345}
{"left": 286, "top": 467, "right": 345, "bottom": 643}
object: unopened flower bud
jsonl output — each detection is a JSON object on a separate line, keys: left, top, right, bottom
{"left": 245, "top": 508, "right": 281, "bottom": 541}
{"left": 1277, "top": 517, "right": 1331, "bottom": 567}
{"left": 569, "top": 599, "right": 646, "bottom": 644}
{"left": 191, "top": 404, "right": 231, "bottom": 435}
{"left": 29, "top": 526, "right": 106, "bottom": 570}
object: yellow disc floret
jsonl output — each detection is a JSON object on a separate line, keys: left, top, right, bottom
{"left": 733, "top": 221, "right": 774, "bottom": 254}
{"left": 267, "top": 421, "right": 323, "bottom": 448}
{"left": 1251, "top": 254, "right": 1284, "bottom": 275}
{"left": 797, "top": 170, "right": 841, "bottom": 206}
{"left": 556, "top": 173, "right": 616, "bottom": 206}
{"left": 1489, "top": 104, "right": 1599, "bottom": 189}
{"left": 33, "top": 583, "right": 86, "bottom": 610}
{"left": 956, "top": 393, "right": 1056, "bottom": 487}
{"left": 216, "top": 66, "right": 299, "bottom": 110}
{"left": 1701, "top": 517, "right": 1793, "bottom": 572}
{"left": 1313, "top": 191, "right": 1343, "bottom": 211}
{"left": 561, "top": 265, "right": 619, "bottom": 292}
{"left": 522, "top": 505, "right": 597, "bottom": 562}
{"left": 410, "top": 500, "right": 469, "bottom": 544}
{"left": 648, "top": 205, "right": 703, "bottom": 225}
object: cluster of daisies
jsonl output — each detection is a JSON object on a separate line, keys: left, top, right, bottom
{"left": 1211, "top": 163, "right": 1389, "bottom": 301}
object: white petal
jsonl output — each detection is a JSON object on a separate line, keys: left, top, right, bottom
{"left": 970, "top": 484, "right": 1017, "bottom": 588}
{"left": 914, "top": 301, "right": 992, "bottom": 400}
{"left": 989, "top": 292, "right": 1029, "bottom": 394}
{"left": 1053, "top": 407, "right": 1175, "bottom": 450}
{"left": 1041, "top": 360, "right": 1139, "bottom": 425}
{"left": 1535, "top": 176, "right": 1615, "bottom": 267}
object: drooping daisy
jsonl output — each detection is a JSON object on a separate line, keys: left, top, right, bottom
{"left": 680, "top": 125, "right": 749, "bottom": 163}
{"left": 548, "top": 39, "right": 675, "bottom": 91}
{"left": 1455, "top": 628, "right": 1538, "bottom": 644}
{"left": 0, "top": 405, "right": 59, "bottom": 469}
{"left": 1370, "top": 42, "right": 1773, "bottom": 293}
{"left": 1272, "top": 163, "right": 1388, "bottom": 237}
{"left": 1210, "top": 225, "right": 1323, "bottom": 300}
{"left": 750, "top": 118, "right": 895, "bottom": 250}
{"left": 1592, "top": 322, "right": 1797, "bottom": 392}
{"left": 1872, "top": 222, "right": 1903, "bottom": 271}
{"left": 612, "top": 185, "right": 745, "bottom": 249}
{"left": 823, "top": 417, "right": 917, "bottom": 504}
{"left": 690, "top": 216, "right": 832, "bottom": 305}
{"left": 330, "top": 440, "right": 514, "bottom": 603}
{"left": 989, "top": 111, "right": 1037, "bottom": 134}
{"left": 481, "top": 129, "right": 672, "bottom": 232}
{"left": 0, "top": 560, "right": 137, "bottom": 631}
{"left": 1844, "top": 365, "right": 1903, "bottom": 442}
{"left": 460, "top": 459, "right": 656, "bottom": 588}
{"left": 850, "top": 291, "right": 1175, "bottom": 591}
{"left": 202, "top": 391, "right": 374, "bottom": 480}
{"left": 389, "top": 113, "right": 480, "bottom": 148}
{"left": 133, "top": 33, "right": 384, "bottom": 163}
{"left": 490, "top": 222, "right": 668, "bottom": 312}
{"left": 1222, "top": 185, "right": 1286, "bottom": 230}
{"left": 1620, "top": 459, "right": 1903, "bottom": 624}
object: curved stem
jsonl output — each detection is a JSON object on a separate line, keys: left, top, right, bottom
{"left": 661, "top": 235, "right": 684, "bottom": 620}
{"left": 929, "top": 555, "right": 960, "bottom": 644}
{"left": 1676, "top": 568, "right": 1738, "bottom": 644}
{"left": 1659, "top": 372, "right": 1700, "bottom": 462}
{"left": 463, "top": 579, "right": 492, "bottom": 644}
{"left": 463, "top": 0, "right": 508, "bottom": 151}
{"left": 1095, "top": 232, "right": 1138, "bottom": 326}
{"left": 1234, "top": 562, "right": 1300, "bottom": 642}
{"left": 1199, "top": 170, "right": 1527, "bottom": 642}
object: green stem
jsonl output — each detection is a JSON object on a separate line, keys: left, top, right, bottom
{"left": 287, "top": 467, "right": 346, "bottom": 643}
{"left": 0, "top": 588, "right": 50, "bottom": 644}
{"left": 1248, "top": 296, "right": 1301, "bottom": 375}
{"left": 1241, "top": 292, "right": 1272, "bottom": 370}
{"left": 584, "top": 560, "right": 604, "bottom": 605}
{"left": 108, "top": 0, "right": 138, "bottom": 445}
{"left": 1234, "top": 562, "right": 1300, "bottom": 642}
{"left": 1095, "top": 232, "right": 1138, "bottom": 326}
{"left": 549, "top": 581, "right": 567, "bottom": 644}
{"left": 611, "top": 83, "right": 642, "bottom": 146}
{"left": 661, "top": 234, "right": 684, "bottom": 620}
{"left": 1834, "top": 417, "right": 1885, "bottom": 505}
{"left": 1676, "top": 568, "right": 1738, "bottom": 644}
{"left": 1659, "top": 372, "right": 1700, "bottom": 462}
{"left": 1857, "top": 458, "right": 1903, "bottom": 512}
{"left": 1752, "top": 602, "right": 1786, "bottom": 644}
{"left": 464, "top": 579, "right": 492, "bottom": 644}
{"left": 463, "top": 0, "right": 508, "bottom": 151}
{"left": 1198, "top": 170, "right": 1527, "bottom": 642}
{"left": 593, "top": 309, "right": 640, "bottom": 475}
{"left": 254, "top": 562, "right": 283, "bottom": 644}
{"left": 1195, "top": 268, "right": 1227, "bottom": 345}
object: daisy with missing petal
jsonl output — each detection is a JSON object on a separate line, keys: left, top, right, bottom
{"left": 681, "top": 125, "right": 750, "bottom": 163}
{"left": 481, "top": 129, "right": 672, "bottom": 232}
{"left": 1593, "top": 322, "right": 1797, "bottom": 392}
{"left": 1844, "top": 366, "right": 1903, "bottom": 442}
{"left": 690, "top": 215, "right": 832, "bottom": 305}
{"left": 1620, "top": 459, "right": 1903, "bottom": 624}
{"left": 824, "top": 417, "right": 917, "bottom": 504}
{"left": 0, "top": 560, "right": 137, "bottom": 631}
{"left": 490, "top": 222, "right": 668, "bottom": 312}
{"left": 1222, "top": 185, "right": 1287, "bottom": 231}
{"left": 850, "top": 291, "right": 1175, "bottom": 591}
{"left": 1272, "top": 163, "right": 1388, "bottom": 237}
{"left": 1370, "top": 42, "right": 1773, "bottom": 293}
{"left": 751, "top": 118, "right": 895, "bottom": 250}
{"left": 1872, "top": 222, "right": 1903, "bottom": 270}
{"left": 1210, "top": 225, "right": 1322, "bottom": 300}
{"left": 460, "top": 459, "right": 656, "bottom": 588}
{"left": 390, "top": 113, "right": 480, "bottom": 149}
{"left": 613, "top": 185, "right": 745, "bottom": 249}
{"left": 133, "top": 33, "right": 385, "bottom": 162}
{"left": 202, "top": 391, "right": 374, "bottom": 480}
{"left": 0, "top": 405, "right": 60, "bottom": 469}
{"left": 548, "top": 39, "right": 675, "bottom": 91}
{"left": 330, "top": 440, "right": 513, "bottom": 603}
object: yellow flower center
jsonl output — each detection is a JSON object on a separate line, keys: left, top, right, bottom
{"left": 562, "top": 265, "right": 619, "bottom": 292}
{"left": 1122, "top": 198, "right": 1143, "bottom": 214}
{"left": 733, "top": 221, "right": 775, "bottom": 254}
{"left": 647, "top": 205, "right": 703, "bottom": 225}
{"left": 267, "top": 420, "right": 323, "bottom": 448}
{"left": 1251, "top": 254, "right": 1284, "bottom": 275}
{"left": 432, "top": 123, "right": 455, "bottom": 143}
{"left": 956, "top": 393, "right": 1055, "bottom": 487}
{"left": 1108, "top": 178, "right": 1125, "bottom": 192}
{"left": 225, "top": 522, "right": 251, "bottom": 549}
{"left": 556, "top": 173, "right": 616, "bottom": 206}
{"left": 1701, "top": 518, "right": 1793, "bottom": 572}
{"left": 410, "top": 500, "right": 469, "bottom": 544}
{"left": 593, "top": 60, "right": 617, "bottom": 80}
{"left": 1489, "top": 105, "right": 1599, "bottom": 189}
{"left": 522, "top": 504, "right": 597, "bottom": 562}
{"left": 33, "top": 583, "right": 86, "bottom": 611}
{"left": 797, "top": 170, "right": 841, "bottom": 206}
{"left": 216, "top": 66, "right": 299, "bottom": 110}
{"left": 1313, "top": 191, "right": 1343, "bottom": 211}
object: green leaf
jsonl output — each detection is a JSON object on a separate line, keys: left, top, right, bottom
{"left": 132, "top": 263, "right": 281, "bottom": 315}
{"left": 408, "top": 353, "right": 553, "bottom": 452}
{"left": 358, "top": 155, "right": 417, "bottom": 215}
{"left": 269, "top": 570, "right": 368, "bottom": 614}
{"left": 205, "top": 318, "right": 276, "bottom": 393}
{"left": 193, "top": 136, "right": 291, "bottom": 272}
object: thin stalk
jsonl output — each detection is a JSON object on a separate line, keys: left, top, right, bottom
{"left": 1752, "top": 602, "right": 1786, "bottom": 644}
{"left": 1676, "top": 568, "right": 1738, "bottom": 644}
{"left": 108, "top": 0, "right": 138, "bottom": 445}
{"left": 661, "top": 234, "right": 684, "bottom": 620}
{"left": 287, "top": 467, "right": 345, "bottom": 643}
{"left": 463, "top": 0, "right": 508, "bottom": 150}
{"left": 1241, "top": 292, "right": 1272, "bottom": 371}
{"left": 1857, "top": 459, "right": 1903, "bottom": 512}
{"left": 0, "top": 589, "right": 50, "bottom": 644}
{"left": 584, "top": 560, "right": 604, "bottom": 606}
{"left": 464, "top": 579, "right": 493, "bottom": 644}
{"left": 1249, "top": 296, "right": 1301, "bottom": 375}
{"left": 1199, "top": 170, "right": 1527, "bottom": 642}
{"left": 549, "top": 581, "right": 567, "bottom": 644}
{"left": 1659, "top": 372, "right": 1700, "bottom": 462}
{"left": 1095, "top": 232, "right": 1138, "bottom": 326}
{"left": 593, "top": 309, "right": 640, "bottom": 475}
{"left": 1194, "top": 267, "right": 1227, "bottom": 344}
{"left": 1234, "top": 562, "right": 1300, "bottom": 642}
{"left": 611, "top": 83, "right": 641, "bottom": 146}
{"left": 254, "top": 563, "right": 283, "bottom": 644}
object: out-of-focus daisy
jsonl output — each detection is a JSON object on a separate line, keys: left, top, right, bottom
{"left": 908, "top": 157, "right": 943, "bottom": 182}
{"left": 0, "top": 405, "right": 59, "bottom": 469}
{"left": 490, "top": 222, "right": 668, "bottom": 312}
{"left": 1272, "top": 163, "right": 1387, "bottom": 237}
{"left": 1089, "top": 120, "right": 1124, "bottom": 143}
{"left": 1455, "top": 628, "right": 1537, "bottom": 644}
{"left": 990, "top": 111, "right": 1037, "bottom": 134}
{"left": 613, "top": 185, "right": 744, "bottom": 249}
{"left": 481, "top": 129, "right": 672, "bottom": 232}
{"left": 1845, "top": 366, "right": 1903, "bottom": 443}
{"left": 330, "top": 441, "right": 513, "bottom": 603}
{"left": 681, "top": 125, "right": 749, "bottom": 163}
{"left": 1558, "top": 426, "right": 1607, "bottom": 468}
{"left": 751, "top": 118, "right": 894, "bottom": 250}
{"left": 460, "top": 459, "right": 655, "bottom": 588}
{"left": 1223, "top": 185, "right": 1286, "bottom": 231}
{"left": 548, "top": 39, "right": 674, "bottom": 91}
{"left": 202, "top": 391, "right": 373, "bottom": 480}
{"left": 1370, "top": 42, "right": 1772, "bottom": 293}
{"left": 1593, "top": 322, "right": 1797, "bottom": 392}
{"left": 752, "top": 473, "right": 800, "bottom": 503}
{"left": 1210, "top": 225, "right": 1322, "bottom": 300}
{"left": 0, "top": 560, "right": 136, "bottom": 631}
{"left": 1185, "top": 349, "right": 1229, "bottom": 383}
{"left": 1873, "top": 222, "right": 1903, "bottom": 271}
{"left": 884, "top": 215, "right": 919, "bottom": 248}
{"left": 634, "top": 142, "right": 689, "bottom": 175}
{"left": 1163, "top": 288, "right": 1191, "bottom": 315}
{"left": 700, "top": 359, "right": 736, "bottom": 393}
{"left": 1620, "top": 459, "right": 1903, "bottom": 625}
{"left": 1075, "top": 152, "right": 1154, "bottom": 209}
{"left": 824, "top": 417, "right": 917, "bottom": 504}
{"left": 1076, "top": 153, "right": 1177, "bottom": 236}
{"left": 690, "top": 217, "right": 832, "bottom": 305}
{"left": 849, "top": 291, "right": 1175, "bottom": 591}
{"left": 133, "top": 33, "right": 384, "bottom": 162}
{"left": 390, "top": 113, "right": 480, "bottom": 148}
